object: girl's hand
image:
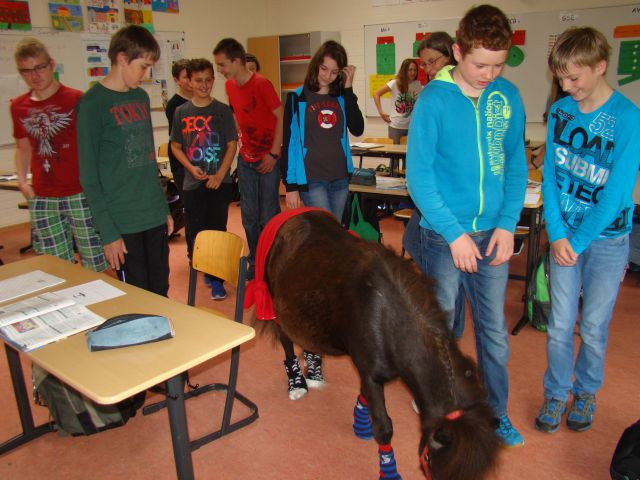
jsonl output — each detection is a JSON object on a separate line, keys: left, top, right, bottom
{"left": 343, "top": 65, "right": 356, "bottom": 88}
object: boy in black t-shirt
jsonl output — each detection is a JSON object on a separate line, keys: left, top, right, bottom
{"left": 170, "top": 58, "right": 238, "bottom": 300}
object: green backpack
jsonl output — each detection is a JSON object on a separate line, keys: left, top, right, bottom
{"left": 32, "top": 364, "right": 145, "bottom": 436}
{"left": 527, "top": 251, "right": 551, "bottom": 332}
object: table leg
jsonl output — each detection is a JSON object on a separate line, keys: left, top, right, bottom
{"left": 166, "top": 374, "right": 194, "bottom": 480}
{"left": 1, "top": 344, "right": 54, "bottom": 455}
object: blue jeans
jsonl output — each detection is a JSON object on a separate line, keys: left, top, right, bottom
{"left": 237, "top": 155, "right": 281, "bottom": 265}
{"left": 543, "top": 236, "right": 629, "bottom": 401}
{"left": 300, "top": 178, "right": 349, "bottom": 221}
{"left": 420, "top": 228, "right": 510, "bottom": 417}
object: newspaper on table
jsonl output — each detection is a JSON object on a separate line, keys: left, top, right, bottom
{"left": 0, "top": 303, "right": 105, "bottom": 352}
{"left": 0, "top": 270, "right": 65, "bottom": 303}
{"left": 0, "top": 292, "right": 75, "bottom": 328}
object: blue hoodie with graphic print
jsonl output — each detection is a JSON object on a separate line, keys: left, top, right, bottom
{"left": 406, "top": 65, "right": 527, "bottom": 244}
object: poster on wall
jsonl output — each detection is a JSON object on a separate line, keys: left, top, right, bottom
{"left": 152, "top": 0, "right": 178, "bottom": 13}
{"left": 0, "top": 0, "right": 31, "bottom": 30}
{"left": 124, "top": 0, "right": 154, "bottom": 33}
{"left": 49, "top": 1, "right": 84, "bottom": 32}
{"left": 87, "top": 0, "right": 119, "bottom": 34}
{"left": 83, "top": 37, "right": 110, "bottom": 89}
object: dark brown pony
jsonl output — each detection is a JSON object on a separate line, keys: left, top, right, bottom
{"left": 258, "top": 210, "right": 500, "bottom": 480}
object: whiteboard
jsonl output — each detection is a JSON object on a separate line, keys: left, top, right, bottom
{"left": 1, "top": 29, "right": 184, "bottom": 146}
{"left": 364, "top": 3, "right": 640, "bottom": 120}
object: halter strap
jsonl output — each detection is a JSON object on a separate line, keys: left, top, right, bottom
{"left": 420, "top": 409, "right": 465, "bottom": 479}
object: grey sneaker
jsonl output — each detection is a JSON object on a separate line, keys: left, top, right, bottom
{"left": 535, "top": 398, "right": 566, "bottom": 433}
{"left": 567, "top": 393, "right": 596, "bottom": 432}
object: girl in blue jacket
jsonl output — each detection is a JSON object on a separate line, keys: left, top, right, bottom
{"left": 279, "top": 40, "right": 364, "bottom": 400}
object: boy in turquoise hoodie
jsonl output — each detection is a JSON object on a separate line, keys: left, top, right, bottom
{"left": 406, "top": 4, "right": 527, "bottom": 447}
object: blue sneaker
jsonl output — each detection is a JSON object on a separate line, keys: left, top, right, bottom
{"left": 567, "top": 393, "right": 596, "bottom": 432}
{"left": 204, "top": 274, "right": 213, "bottom": 286}
{"left": 535, "top": 398, "right": 566, "bottom": 433}
{"left": 496, "top": 415, "right": 524, "bottom": 447}
{"left": 211, "top": 281, "right": 226, "bottom": 300}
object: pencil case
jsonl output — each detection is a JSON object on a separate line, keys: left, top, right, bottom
{"left": 86, "top": 313, "right": 174, "bottom": 351}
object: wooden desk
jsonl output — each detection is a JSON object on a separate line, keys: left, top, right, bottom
{"left": 349, "top": 182, "right": 408, "bottom": 203}
{"left": 0, "top": 255, "right": 255, "bottom": 480}
{"left": 0, "top": 180, "right": 20, "bottom": 191}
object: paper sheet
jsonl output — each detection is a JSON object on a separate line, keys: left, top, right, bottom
{"left": 0, "top": 292, "right": 75, "bottom": 328}
{"left": 53, "top": 280, "right": 126, "bottom": 306}
{"left": 0, "top": 271, "right": 65, "bottom": 304}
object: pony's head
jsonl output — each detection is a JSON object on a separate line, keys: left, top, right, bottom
{"left": 417, "top": 349, "right": 501, "bottom": 480}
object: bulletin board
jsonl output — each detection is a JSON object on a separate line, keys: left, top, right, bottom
{"left": 0, "top": 28, "right": 184, "bottom": 146}
{"left": 364, "top": 3, "right": 640, "bottom": 120}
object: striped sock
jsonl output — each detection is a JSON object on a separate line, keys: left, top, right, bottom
{"left": 353, "top": 394, "right": 373, "bottom": 439}
{"left": 378, "top": 444, "right": 402, "bottom": 479}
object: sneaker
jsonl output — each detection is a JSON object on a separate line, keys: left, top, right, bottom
{"left": 211, "top": 281, "right": 226, "bottom": 300}
{"left": 303, "top": 351, "right": 325, "bottom": 388}
{"left": 535, "top": 398, "right": 566, "bottom": 433}
{"left": 567, "top": 393, "right": 596, "bottom": 432}
{"left": 496, "top": 415, "right": 524, "bottom": 447}
{"left": 204, "top": 274, "right": 213, "bottom": 286}
{"left": 283, "top": 357, "right": 308, "bottom": 400}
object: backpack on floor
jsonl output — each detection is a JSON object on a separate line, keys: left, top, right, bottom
{"left": 526, "top": 250, "right": 551, "bottom": 332}
{"left": 32, "top": 364, "right": 145, "bottom": 436}
{"left": 611, "top": 420, "right": 640, "bottom": 480}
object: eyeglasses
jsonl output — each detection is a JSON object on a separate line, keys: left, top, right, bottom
{"left": 421, "top": 54, "right": 444, "bottom": 69}
{"left": 18, "top": 62, "right": 51, "bottom": 76}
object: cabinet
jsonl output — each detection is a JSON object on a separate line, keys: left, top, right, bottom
{"left": 248, "top": 31, "right": 340, "bottom": 104}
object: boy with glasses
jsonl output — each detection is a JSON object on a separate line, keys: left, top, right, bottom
{"left": 11, "top": 38, "right": 108, "bottom": 272}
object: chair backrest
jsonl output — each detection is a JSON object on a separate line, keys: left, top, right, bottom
{"left": 363, "top": 137, "right": 394, "bottom": 145}
{"left": 399, "top": 135, "right": 408, "bottom": 145}
{"left": 192, "top": 230, "right": 244, "bottom": 287}
{"left": 158, "top": 142, "right": 169, "bottom": 158}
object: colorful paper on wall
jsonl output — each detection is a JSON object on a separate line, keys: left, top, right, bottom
{"left": 49, "top": 1, "right": 83, "bottom": 32}
{"left": 369, "top": 74, "right": 394, "bottom": 98}
{"left": 376, "top": 37, "right": 396, "bottom": 75}
{"left": 124, "top": 0, "right": 154, "bottom": 33}
{"left": 84, "top": 39, "right": 111, "bottom": 89}
{"left": 87, "top": 0, "right": 119, "bottom": 34}
{"left": 0, "top": 0, "right": 31, "bottom": 30}
{"left": 152, "top": 0, "right": 179, "bottom": 13}
{"left": 618, "top": 39, "right": 640, "bottom": 86}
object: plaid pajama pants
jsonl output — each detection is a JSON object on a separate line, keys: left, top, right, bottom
{"left": 29, "top": 193, "right": 109, "bottom": 272}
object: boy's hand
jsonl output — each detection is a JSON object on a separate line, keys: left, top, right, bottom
{"left": 190, "top": 166, "right": 207, "bottom": 181}
{"left": 285, "top": 190, "right": 303, "bottom": 210}
{"left": 166, "top": 214, "right": 174, "bottom": 236}
{"left": 257, "top": 153, "right": 276, "bottom": 174}
{"left": 205, "top": 173, "right": 223, "bottom": 189}
{"left": 486, "top": 228, "right": 514, "bottom": 266}
{"left": 19, "top": 182, "right": 35, "bottom": 200}
{"left": 104, "top": 238, "right": 127, "bottom": 270}
{"left": 450, "top": 233, "right": 483, "bottom": 273}
{"left": 380, "top": 113, "right": 391, "bottom": 123}
{"left": 551, "top": 238, "right": 578, "bottom": 266}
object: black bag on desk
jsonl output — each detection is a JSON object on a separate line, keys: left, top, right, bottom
{"left": 350, "top": 168, "right": 376, "bottom": 186}
{"left": 32, "top": 364, "right": 145, "bottom": 436}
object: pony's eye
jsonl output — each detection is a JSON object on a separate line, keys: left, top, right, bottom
{"left": 465, "top": 369, "right": 472, "bottom": 378}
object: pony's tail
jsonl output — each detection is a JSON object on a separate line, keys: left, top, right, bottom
{"left": 248, "top": 307, "right": 282, "bottom": 347}
{"left": 423, "top": 404, "right": 501, "bottom": 480}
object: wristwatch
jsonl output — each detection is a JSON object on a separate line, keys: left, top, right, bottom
{"left": 268, "top": 152, "right": 279, "bottom": 159}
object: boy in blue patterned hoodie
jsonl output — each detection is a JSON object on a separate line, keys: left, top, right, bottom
{"left": 406, "top": 4, "right": 527, "bottom": 447}
{"left": 535, "top": 27, "right": 640, "bottom": 434}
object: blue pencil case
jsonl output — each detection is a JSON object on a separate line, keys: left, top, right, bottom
{"left": 86, "top": 313, "right": 175, "bottom": 351}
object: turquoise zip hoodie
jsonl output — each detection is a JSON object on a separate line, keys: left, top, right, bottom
{"left": 406, "top": 66, "right": 527, "bottom": 244}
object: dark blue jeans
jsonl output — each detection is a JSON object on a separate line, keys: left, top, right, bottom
{"left": 237, "top": 155, "right": 281, "bottom": 265}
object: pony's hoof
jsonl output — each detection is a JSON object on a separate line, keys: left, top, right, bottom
{"left": 288, "top": 387, "right": 308, "bottom": 400}
{"left": 305, "top": 378, "right": 326, "bottom": 389}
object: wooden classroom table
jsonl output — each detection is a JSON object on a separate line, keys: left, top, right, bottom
{"left": 0, "top": 255, "right": 255, "bottom": 480}
{"left": 351, "top": 144, "right": 407, "bottom": 177}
